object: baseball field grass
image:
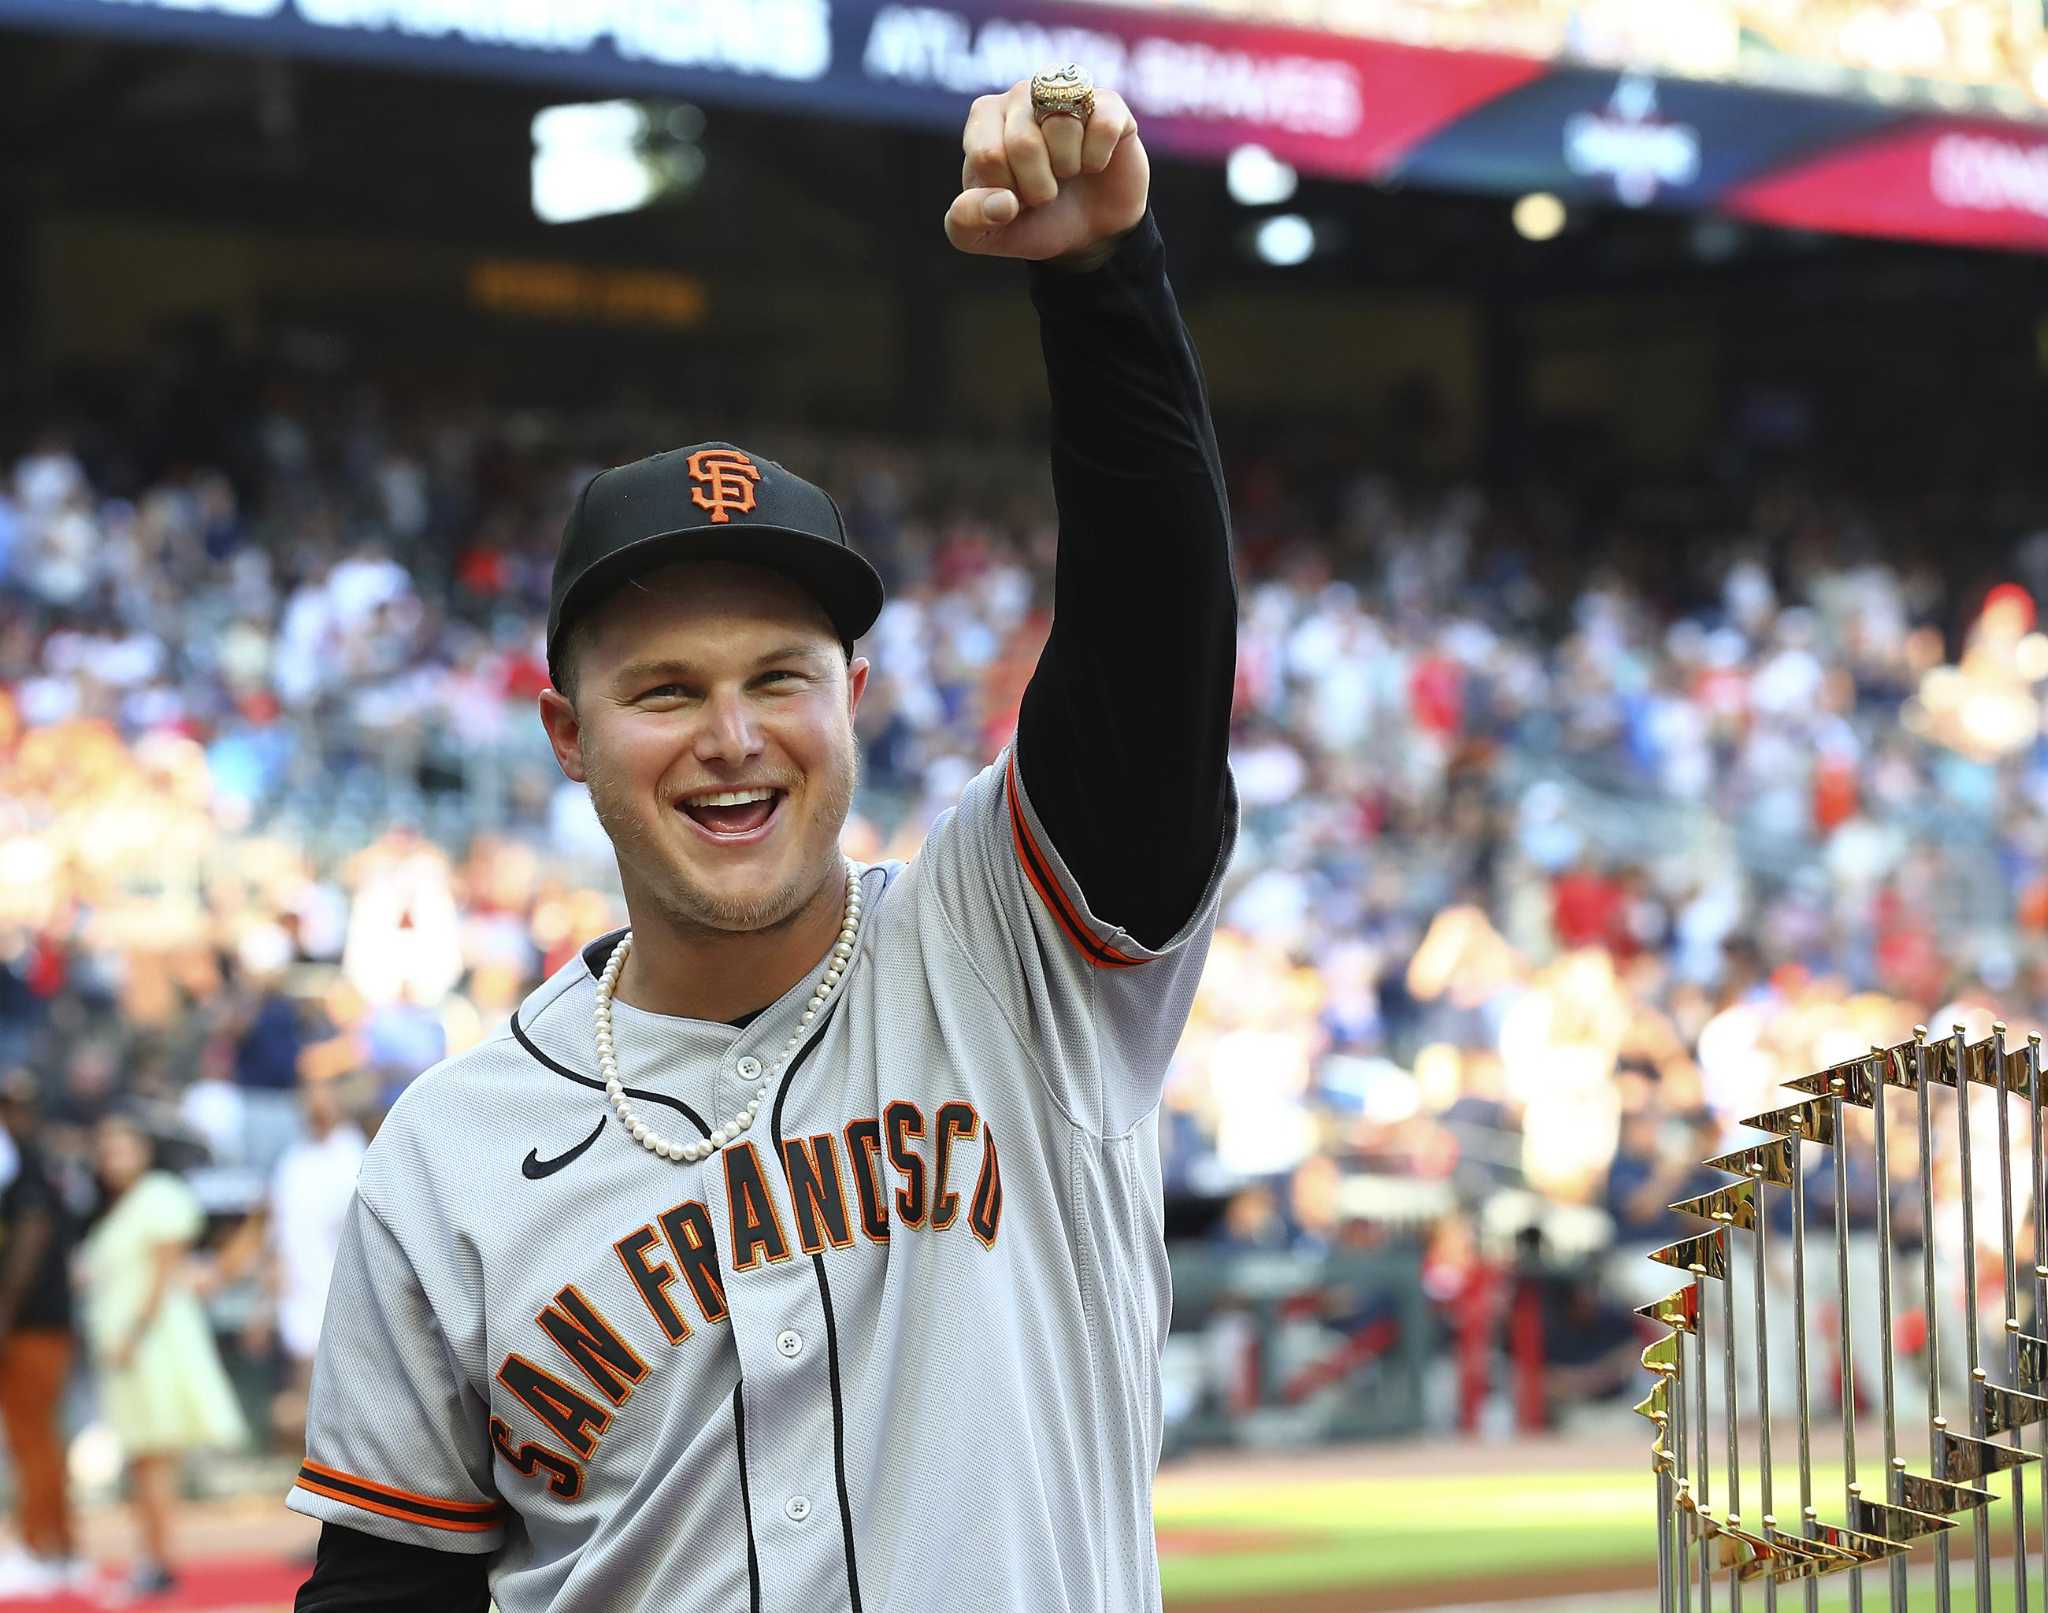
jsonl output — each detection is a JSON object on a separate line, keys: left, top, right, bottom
{"left": 1156, "top": 1466, "right": 1651, "bottom": 1603}
{"left": 1153, "top": 1442, "right": 2043, "bottom": 1612}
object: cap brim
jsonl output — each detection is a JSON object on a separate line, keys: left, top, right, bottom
{"left": 550, "top": 525, "right": 885, "bottom": 680}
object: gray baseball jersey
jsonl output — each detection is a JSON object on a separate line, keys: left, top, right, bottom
{"left": 288, "top": 745, "right": 1236, "bottom": 1612}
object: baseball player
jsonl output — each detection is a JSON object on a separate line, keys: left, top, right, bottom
{"left": 291, "top": 68, "right": 1237, "bottom": 1613}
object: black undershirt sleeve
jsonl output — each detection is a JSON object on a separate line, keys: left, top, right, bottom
{"left": 294, "top": 1522, "right": 491, "bottom": 1613}
{"left": 1016, "top": 208, "right": 1237, "bottom": 951}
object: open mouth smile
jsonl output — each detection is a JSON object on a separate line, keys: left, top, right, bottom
{"left": 675, "top": 785, "right": 788, "bottom": 845}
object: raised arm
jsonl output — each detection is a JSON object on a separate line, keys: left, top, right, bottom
{"left": 946, "top": 79, "right": 1237, "bottom": 949}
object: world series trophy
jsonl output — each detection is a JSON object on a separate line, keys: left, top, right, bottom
{"left": 1641, "top": 1024, "right": 2048, "bottom": 1612}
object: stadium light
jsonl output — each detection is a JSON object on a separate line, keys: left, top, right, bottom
{"left": 1254, "top": 214, "right": 1315, "bottom": 266}
{"left": 1512, "top": 192, "right": 1567, "bottom": 242}
{"left": 1226, "top": 144, "right": 1298, "bottom": 207}
{"left": 532, "top": 101, "right": 656, "bottom": 226}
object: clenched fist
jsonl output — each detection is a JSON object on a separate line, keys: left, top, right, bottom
{"left": 944, "top": 79, "right": 1148, "bottom": 267}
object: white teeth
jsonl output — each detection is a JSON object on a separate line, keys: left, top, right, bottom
{"left": 687, "top": 788, "right": 776, "bottom": 808}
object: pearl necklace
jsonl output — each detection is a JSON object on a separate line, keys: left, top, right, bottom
{"left": 594, "top": 862, "right": 863, "bottom": 1164}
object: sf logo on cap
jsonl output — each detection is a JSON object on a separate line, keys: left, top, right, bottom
{"left": 688, "top": 448, "right": 761, "bottom": 524}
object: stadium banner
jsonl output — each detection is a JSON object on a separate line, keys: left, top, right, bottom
{"left": 1725, "top": 118, "right": 2048, "bottom": 252}
{"left": 5, "top": 0, "right": 2048, "bottom": 253}
{"left": 1387, "top": 67, "right": 1900, "bottom": 213}
{"left": 0, "top": 0, "right": 1546, "bottom": 173}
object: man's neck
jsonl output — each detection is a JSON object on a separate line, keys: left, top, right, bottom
{"left": 611, "top": 873, "right": 845, "bottom": 1025}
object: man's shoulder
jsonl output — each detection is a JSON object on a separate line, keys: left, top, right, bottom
{"left": 388, "top": 940, "right": 603, "bottom": 1120}
{"left": 374, "top": 1024, "right": 529, "bottom": 1137}
{"left": 347, "top": 1027, "right": 547, "bottom": 1246}
{"left": 872, "top": 752, "right": 1009, "bottom": 890}
{"left": 354, "top": 946, "right": 610, "bottom": 1193}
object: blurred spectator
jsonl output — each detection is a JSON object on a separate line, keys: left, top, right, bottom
{"left": 1603, "top": 1102, "right": 1719, "bottom": 1288}
{"left": 231, "top": 953, "right": 306, "bottom": 1095}
{"left": 1553, "top": 858, "right": 1626, "bottom": 953}
{"left": 0, "top": 1070, "right": 82, "bottom": 1598}
{"left": 1213, "top": 1182, "right": 1290, "bottom": 1254}
{"left": 211, "top": 1073, "right": 368, "bottom": 1448}
{"left": 77, "top": 1112, "right": 247, "bottom": 1598}
{"left": 1532, "top": 1270, "right": 1649, "bottom": 1427}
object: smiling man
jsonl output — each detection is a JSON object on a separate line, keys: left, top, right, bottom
{"left": 291, "top": 70, "right": 1237, "bottom": 1613}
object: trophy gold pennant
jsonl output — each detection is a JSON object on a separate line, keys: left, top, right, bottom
{"left": 1703, "top": 1139, "right": 1800, "bottom": 1188}
{"left": 1639, "top": 1286, "right": 1705, "bottom": 1334}
{"left": 1937, "top": 1421, "right": 2039, "bottom": 1481}
{"left": 1891, "top": 1470, "right": 1996, "bottom": 1516}
{"left": 1669, "top": 1180, "right": 1763, "bottom": 1232}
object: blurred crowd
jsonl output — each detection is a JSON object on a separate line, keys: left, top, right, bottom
{"left": 6, "top": 379, "right": 2048, "bottom": 1556}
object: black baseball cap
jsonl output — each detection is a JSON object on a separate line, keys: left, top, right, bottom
{"left": 546, "top": 441, "right": 886, "bottom": 689}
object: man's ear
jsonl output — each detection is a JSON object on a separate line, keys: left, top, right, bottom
{"left": 846, "top": 656, "right": 870, "bottom": 723}
{"left": 538, "top": 688, "right": 589, "bottom": 783}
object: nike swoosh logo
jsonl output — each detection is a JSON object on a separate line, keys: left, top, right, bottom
{"left": 523, "top": 1118, "right": 607, "bottom": 1180}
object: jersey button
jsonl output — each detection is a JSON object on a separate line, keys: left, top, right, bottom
{"left": 776, "top": 1330, "right": 803, "bottom": 1360}
{"left": 785, "top": 1495, "right": 812, "bottom": 1523}
{"left": 736, "top": 1055, "right": 763, "bottom": 1079}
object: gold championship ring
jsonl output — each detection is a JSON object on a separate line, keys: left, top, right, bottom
{"left": 1030, "top": 64, "right": 1096, "bottom": 125}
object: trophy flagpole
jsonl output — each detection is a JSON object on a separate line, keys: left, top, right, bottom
{"left": 1791, "top": 1127, "right": 1819, "bottom": 1613}
{"left": 2030, "top": 1034, "right": 2046, "bottom": 1605}
{"left": 1833, "top": 1071, "right": 1865, "bottom": 1613}
{"left": 1723, "top": 1205, "right": 1746, "bottom": 1613}
{"left": 1918, "top": 1030, "right": 1955, "bottom": 1613}
{"left": 1676, "top": 1330, "right": 1693, "bottom": 1613}
{"left": 1991, "top": 1025, "right": 2029, "bottom": 1613}
{"left": 1699, "top": 1266, "right": 1715, "bottom": 1613}
{"left": 1871, "top": 1048, "right": 1908, "bottom": 1612}
{"left": 1954, "top": 1025, "right": 1993, "bottom": 1613}
{"left": 1659, "top": 1457, "right": 1676, "bottom": 1613}
{"left": 1645, "top": 1333, "right": 1681, "bottom": 1613}
{"left": 1751, "top": 1158, "right": 1779, "bottom": 1613}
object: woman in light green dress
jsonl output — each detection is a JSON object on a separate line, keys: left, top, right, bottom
{"left": 78, "top": 1113, "right": 247, "bottom": 1597}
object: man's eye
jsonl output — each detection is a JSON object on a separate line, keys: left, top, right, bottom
{"left": 640, "top": 684, "right": 690, "bottom": 700}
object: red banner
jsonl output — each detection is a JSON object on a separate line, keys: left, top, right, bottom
{"left": 1063, "top": 9, "right": 1548, "bottom": 179}
{"left": 1726, "top": 117, "right": 2048, "bottom": 252}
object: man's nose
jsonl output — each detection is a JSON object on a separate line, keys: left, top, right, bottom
{"left": 694, "top": 686, "right": 763, "bottom": 763}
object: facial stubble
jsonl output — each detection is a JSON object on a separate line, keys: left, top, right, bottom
{"left": 584, "top": 725, "right": 859, "bottom": 939}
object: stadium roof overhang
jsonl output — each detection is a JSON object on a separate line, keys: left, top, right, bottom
{"left": 6, "top": 0, "right": 2048, "bottom": 255}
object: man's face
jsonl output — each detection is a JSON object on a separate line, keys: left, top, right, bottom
{"left": 541, "top": 560, "right": 868, "bottom": 937}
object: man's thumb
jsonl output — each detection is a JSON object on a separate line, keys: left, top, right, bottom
{"left": 944, "top": 187, "right": 1020, "bottom": 249}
